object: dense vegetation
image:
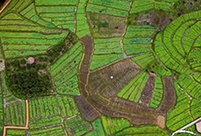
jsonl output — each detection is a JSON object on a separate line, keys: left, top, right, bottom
{"left": 47, "top": 32, "right": 78, "bottom": 63}
{"left": 5, "top": 56, "right": 53, "bottom": 99}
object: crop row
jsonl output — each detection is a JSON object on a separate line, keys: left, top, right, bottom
{"left": 85, "top": 0, "right": 131, "bottom": 70}
{"left": 51, "top": 42, "right": 83, "bottom": 95}
{"left": 29, "top": 125, "right": 65, "bottom": 136}
{"left": 5, "top": 101, "right": 26, "bottom": 126}
{"left": 76, "top": 0, "right": 91, "bottom": 37}
{"left": 20, "top": 3, "right": 55, "bottom": 28}
{"left": 114, "top": 126, "right": 168, "bottom": 136}
{"left": 87, "top": 0, "right": 129, "bottom": 17}
{"left": 29, "top": 96, "right": 59, "bottom": 119}
{"left": 0, "top": 12, "right": 68, "bottom": 59}
{"left": 64, "top": 115, "right": 92, "bottom": 136}
{"left": 191, "top": 99, "right": 201, "bottom": 120}
{"left": 6, "top": 129, "right": 26, "bottom": 136}
{"left": 101, "top": 115, "right": 130, "bottom": 135}
{"left": 0, "top": 0, "right": 33, "bottom": 18}
{"left": 149, "top": 76, "right": 164, "bottom": 108}
{"left": 154, "top": 11, "right": 201, "bottom": 74}
{"left": 1, "top": 72, "right": 19, "bottom": 105}
{"left": 178, "top": 75, "right": 201, "bottom": 99}
{"left": 124, "top": 25, "right": 157, "bottom": 69}
{"left": 35, "top": 0, "right": 78, "bottom": 32}
{"left": 166, "top": 84, "right": 192, "bottom": 131}
{"left": 90, "top": 38, "right": 123, "bottom": 70}
{"left": 130, "top": 0, "right": 178, "bottom": 14}
{"left": 57, "top": 96, "right": 78, "bottom": 118}
{"left": 117, "top": 71, "right": 149, "bottom": 103}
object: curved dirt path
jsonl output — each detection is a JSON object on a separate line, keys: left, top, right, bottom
{"left": 78, "top": 35, "right": 176, "bottom": 128}
{"left": 3, "top": 100, "right": 29, "bottom": 136}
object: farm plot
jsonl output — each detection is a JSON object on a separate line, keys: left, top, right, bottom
{"left": 6, "top": 129, "right": 26, "bottom": 136}
{"left": 90, "top": 38, "right": 123, "bottom": 70}
{"left": 87, "top": 0, "right": 130, "bottom": 17}
{"left": 86, "top": 0, "right": 130, "bottom": 70}
{"left": 29, "top": 125, "right": 65, "bottom": 136}
{"left": 57, "top": 96, "right": 78, "bottom": 118}
{"left": 87, "top": 59, "right": 142, "bottom": 99}
{"left": 101, "top": 115, "right": 130, "bottom": 135}
{"left": 64, "top": 115, "right": 92, "bottom": 136}
{"left": 50, "top": 42, "right": 83, "bottom": 95}
{"left": 117, "top": 71, "right": 149, "bottom": 103}
{"left": 76, "top": 0, "right": 91, "bottom": 37}
{"left": 29, "top": 96, "right": 59, "bottom": 119}
{"left": 0, "top": 0, "right": 32, "bottom": 18}
{"left": 178, "top": 74, "right": 201, "bottom": 99}
{"left": 114, "top": 126, "right": 168, "bottom": 136}
{"left": 28, "top": 116, "right": 65, "bottom": 136}
{"left": 86, "top": 119, "right": 105, "bottom": 136}
{"left": 190, "top": 99, "right": 201, "bottom": 120}
{"left": 149, "top": 76, "right": 164, "bottom": 108}
{"left": 4, "top": 101, "right": 26, "bottom": 126}
{"left": 28, "top": 95, "right": 80, "bottom": 135}
{"left": 20, "top": 3, "right": 55, "bottom": 28}
{"left": 0, "top": 12, "right": 69, "bottom": 59}
{"left": 154, "top": 11, "right": 201, "bottom": 74}
{"left": 1, "top": 72, "right": 19, "bottom": 105}
{"left": 166, "top": 84, "right": 192, "bottom": 131}
{"left": 130, "top": 0, "right": 178, "bottom": 14}
{"left": 123, "top": 25, "right": 157, "bottom": 69}
{"left": 35, "top": 0, "right": 78, "bottom": 32}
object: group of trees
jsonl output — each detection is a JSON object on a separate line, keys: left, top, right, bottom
{"left": 5, "top": 57, "right": 52, "bottom": 99}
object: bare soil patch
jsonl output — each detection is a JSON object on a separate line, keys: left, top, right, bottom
{"left": 87, "top": 59, "right": 142, "bottom": 98}
{"left": 74, "top": 95, "right": 100, "bottom": 122}
{"left": 157, "top": 115, "right": 166, "bottom": 129}
{"left": 157, "top": 76, "right": 176, "bottom": 114}
{"left": 196, "top": 121, "right": 201, "bottom": 133}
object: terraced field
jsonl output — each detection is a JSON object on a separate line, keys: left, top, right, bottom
{"left": 0, "top": 0, "right": 201, "bottom": 136}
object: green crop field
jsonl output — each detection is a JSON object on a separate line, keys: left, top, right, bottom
{"left": 0, "top": 0, "right": 201, "bottom": 136}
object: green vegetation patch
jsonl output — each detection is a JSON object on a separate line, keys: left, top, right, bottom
{"left": 178, "top": 74, "right": 201, "bottom": 99}
{"left": 65, "top": 115, "right": 92, "bottom": 136}
{"left": 166, "top": 83, "right": 192, "bottom": 131}
{"left": 90, "top": 38, "right": 123, "bottom": 70}
{"left": 5, "top": 56, "right": 53, "bottom": 99}
{"left": 114, "top": 126, "right": 168, "bottom": 136}
{"left": 6, "top": 129, "right": 26, "bottom": 136}
{"left": 101, "top": 116, "right": 131, "bottom": 135}
{"left": 57, "top": 96, "right": 78, "bottom": 117}
{"left": 50, "top": 42, "right": 83, "bottom": 95}
{"left": 29, "top": 96, "right": 59, "bottom": 119}
{"left": 191, "top": 99, "right": 201, "bottom": 120}
{"left": 149, "top": 76, "right": 164, "bottom": 108}
{"left": 117, "top": 71, "right": 149, "bottom": 103}
{"left": 86, "top": 119, "right": 105, "bottom": 136}
{"left": 47, "top": 32, "right": 78, "bottom": 64}
{"left": 123, "top": 25, "right": 157, "bottom": 69}
{"left": 5, "top": 101, "right": 26, "bottom": 126}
